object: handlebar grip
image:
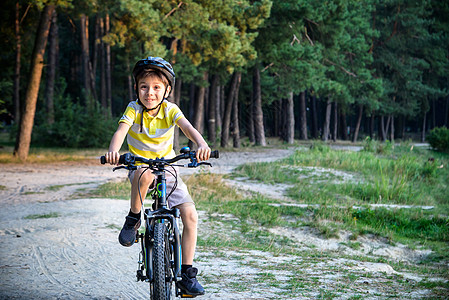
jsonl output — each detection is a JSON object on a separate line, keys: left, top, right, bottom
{"left": 210, "top": 150, "right": 219, "bottom": 159}
{"left": 118, "top": 154, "right": 127, "bottom": 165}
{"left": 100, "top": 156, "right": 106, "bottom": 164}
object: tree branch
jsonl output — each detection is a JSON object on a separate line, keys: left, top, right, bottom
{"left": 163, "top": 2, "right": 183, "bottom": 21}
{"left": 304, "top": 27, "right": 314, "bottom": 46}
{"left": 324, "top": 58, "right": 357, "bottom": 77}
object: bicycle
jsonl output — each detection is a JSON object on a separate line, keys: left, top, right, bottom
{"left": 101, "top": 147, "right": 219, "bottom": 299}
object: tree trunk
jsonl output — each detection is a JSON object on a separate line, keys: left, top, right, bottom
{"left": 193, "top": 71, "right": 208, "bottom": 135}
{"left": 92, "top": 16, "right": 99, "bottom": 82}
{"left": 105, "top": 14, "right": 112, "bottom": 116}
{"left": 45, "top": 9, "right": 58, "bottom": 125}
{"left": 332, "top": 101, "right": 338, "bottom": 142}
{"left": 390, "top": 115, "right": 394, "bottom": 142}
{"left": 219, "top": 85, "right": 224, "bottom": 127}
{"left": 445, "top": 95, "right": 449, "bottom": 127}
{"left": 299, "top": 91, "right": 307, "bottom": 140}
{"left": 421, "top": 112, "right": 427, "bottom": 143}
{"left": 14, "top": 5, "right": 55, "bottom": 161}
{"left": 208, "top": 74, "right": 219, "bottom": 146}
{"left": 252, "top": 66, "right": 266, "bottom": 146}
{"left": 286, "top": 91, "right": 295, "bottom": 144}
{"left": 80, "top": 14, "right": 92, "bottom": 105}
{"left": 173, "top": 78, "right": 182, "bottom": 151}
{"left": 341, "top": 108, "right": 348, "bottom": 140}
{"left": 385, "top": 116, "right": 391, "bottom": 141}
{"left": 232, "top": 77, "right": 241, "bottom": 148}
{"left": 248, "top": 98, "right": 255, "bottom": 143}
{"left": 432, "top": 99, "right": 436, "bottom": 129}
{"left": 322, "top": 98, "right": 332, "bottom": 142}
{"left": 379, "top": 115, "right": 386, "bottom": 141}
{"left": 13, "top": 1, "right": 22, "bottom": 123}
{"left": 188, "top": 84, "right": 196, "bottom": 149}
{"left": 311, "top": 95, "right": 318, "bottom": 139}
{"left": 99, "top": 17, "right": 107, "bottom": 109}
{"left": 370, "top": 114, "right": 374, "bottom": 139}
{"left": 221, "top": 72, "right": 241, "bottom": 147}
{"left": 352, "top": 105, "right": 363, "bottom": 143}
{"left": 126, "top": 56, "right": 133, "bottom": 101}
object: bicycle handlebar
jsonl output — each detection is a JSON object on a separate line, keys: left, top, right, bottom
{"left": 100, "top": 148, "right": 219, "bottom": 167}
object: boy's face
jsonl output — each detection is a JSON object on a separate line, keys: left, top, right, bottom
{"left": 137, "top": 75, "right": 170, "bottom": 110}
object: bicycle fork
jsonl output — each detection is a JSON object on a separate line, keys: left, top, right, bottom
{"left": 136, "top": 209, "right": 182, "bottom": 285}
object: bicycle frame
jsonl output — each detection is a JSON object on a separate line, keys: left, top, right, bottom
{"left": 135, "top": 164, "right": 182, "bottom": 299}
{"left": 101, "top": 148, "right": 218, "bottom": 299}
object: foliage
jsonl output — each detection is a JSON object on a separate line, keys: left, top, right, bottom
{"left": 427, "top": 127, "right": 449, "bottom": 153}
{"left": 32, "top": 91, "right": 117, "bottom": 148}
{"left": 0, "top": 0, "right": 448, "bottom": 153}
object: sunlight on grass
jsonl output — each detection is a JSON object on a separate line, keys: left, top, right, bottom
{"left": 0, "top": 147, "right": 104, "bottom": 164}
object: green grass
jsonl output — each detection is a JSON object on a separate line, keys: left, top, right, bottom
{"left": 77, "top": 178, "right": 130, "bottom": 199}
{"left": 24, "top": 212, "right": 60, "bottom": 219}
{"left": 86, "top": 143, "right": 449, "bottom": 297}
{"left": 45, "top": 182, "right": 97, "bottom": 191}
{"left": 233, "top": 143, "right": 449, "bottom": 258}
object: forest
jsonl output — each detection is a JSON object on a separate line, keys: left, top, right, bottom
{"left": 0, "top": 0, "right": 448, "bottom": 160}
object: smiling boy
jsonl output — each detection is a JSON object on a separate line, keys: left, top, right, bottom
{"left": 104, "top": 57, "right": 209, "bottom": 296}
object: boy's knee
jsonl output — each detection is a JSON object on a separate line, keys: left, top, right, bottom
{"left": 180, "top": 204, "right": 198, "bottom": 226}
{"left": 133, "top": 169, "right": 154, "bottom": 187}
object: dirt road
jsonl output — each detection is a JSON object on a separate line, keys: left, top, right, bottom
{"left": 0, "top": 149, "right": 294, "bottom": 299}
{"left": 0, "top": 148, "right": 442, "bottom": 299}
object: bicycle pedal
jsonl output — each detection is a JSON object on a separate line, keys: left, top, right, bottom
{"left": 177, "top": 288, "right": 197, "bottom": 298}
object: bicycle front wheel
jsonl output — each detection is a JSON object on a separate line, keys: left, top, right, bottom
{"left": 151, "top": 222, "right": 173, "bottom": 300}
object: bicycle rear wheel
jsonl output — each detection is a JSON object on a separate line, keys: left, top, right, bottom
{"left": 151, "top": 222, "right": 173, "bottom": 300}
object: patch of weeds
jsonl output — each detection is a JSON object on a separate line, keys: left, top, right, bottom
{"left": 340, "top": 241, "right": 362, "bottom": 251}
{"left": 0, "top": 185, "right": 6, "bottom": 190}
{"left": 24, "top": 212, "right": 60, "bottom": 219}
{"left": 228, "top": 279, "right": 248, "bottom": 292}
{"left": 105, "top": 224, "right": 121, "bottom": 230}
{"left": 255, "top": 272, "right": 276, "bottom": 284}
{"left": 82, "top": 179, "right": 130, "bottom": 199}
{"left": 347, "top": 295, "right": 364, "bottom": 300}
{"left": 317, "top": 288, "right": 338, "bottom": 299}
{"left": 315, "top": 222, "right": 340, "bottom": 239}
{"left": 352, "top": 208, "right": 449, "bottom": 246}
{"left": 22, "top": 191, "right": 45, "bottom": 195}
{"left": 45, "top": 182, "right": 96, "bottom": 192}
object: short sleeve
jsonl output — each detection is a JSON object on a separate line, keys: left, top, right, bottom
{"left": 119, "top": 103, "right": 137, "bottom": 126}
{"left": 167, "top": 103, "right": 185, "bottom": 126}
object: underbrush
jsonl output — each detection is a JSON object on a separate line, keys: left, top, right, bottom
{"left": 232, "top": 143, "right": 449, "bottom": 262}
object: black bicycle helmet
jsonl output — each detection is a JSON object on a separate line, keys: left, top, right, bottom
{"left": 132, "top": 56, "right": 176, "bottom": 92}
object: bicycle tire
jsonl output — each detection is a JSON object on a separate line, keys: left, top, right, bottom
{"left": 151, "top": 223, "right": 173, "bottom": 300}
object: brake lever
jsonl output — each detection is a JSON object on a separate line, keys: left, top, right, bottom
{"left": 113, "top": 165, "right": 137, "bottom": 172}
{"left": 187, "top": 161, "right": 212, "bottom": 168}
{"left": 198, "top": 162, "right": 212, "bottom": 167}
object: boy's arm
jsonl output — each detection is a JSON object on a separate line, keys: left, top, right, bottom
{"left": 105, "top": 122, "right": 130, "bottom": 165}
{"left": 177, "top": 117, "right": 211, "bottom": 161}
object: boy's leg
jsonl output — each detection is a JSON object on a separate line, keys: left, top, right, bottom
{"left": 118, "top": 169, "right": 154, "bottom": 247}
{"left": 130, "top": 168, "right": 155, "bottom": 213}
{"left": 176, "top": 202, "right": 205, "bottom": 295}
{"left": 178, "top": 203, "right": 198, "bottom": 265}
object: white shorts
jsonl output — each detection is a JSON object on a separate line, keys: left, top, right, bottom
{"left": 128, "top": 167, "right": 193, "bottom": 208}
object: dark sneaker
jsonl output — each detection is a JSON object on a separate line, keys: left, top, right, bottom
{"left": 177, "top": 267, "right": 205, "bottom": 296}
{"left": 118, "top": 216, "right": 141, "bottom": 247}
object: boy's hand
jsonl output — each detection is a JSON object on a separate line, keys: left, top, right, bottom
{"left": 196, "top": 144, "right": 211, "bottom": 162}
{"left": 105, "top": 151, "right": 120, "bottom": 165}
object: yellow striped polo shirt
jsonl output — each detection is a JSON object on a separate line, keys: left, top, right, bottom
{"left": 119, "top": 100, "right": 185, "bottom": 159}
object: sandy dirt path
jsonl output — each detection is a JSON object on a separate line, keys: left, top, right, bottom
{"left": 0, "top": 149, "right": 294, "bottom": 299}
{"left": 0, "top": 148, "right": 442, "bottom": 299}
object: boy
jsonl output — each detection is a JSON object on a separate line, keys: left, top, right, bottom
{"left": 104, "top": 56, "right": 210, "bottom": 296}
